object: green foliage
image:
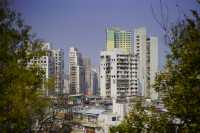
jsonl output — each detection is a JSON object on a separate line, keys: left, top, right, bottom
{"left": 155, "top": 9, "right": 200, "bottom": 132}
{"left": 0, "top": 1, "right": 50, "bottom": 132}
{"left": 110, "top": 5, "right": 200, "bottom": 133}
{"left": 110, "top": 103, "right": 169, "bottom": 133}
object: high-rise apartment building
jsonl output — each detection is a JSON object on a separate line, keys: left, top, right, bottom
{"left": 106, "top": 28, "right": 132, "bottom": 53}
{"left": 149, "top": 37, "right": 158, "bottom": 100}
{"left": 91, "top": 68, "right": 99, "bottom": 96}
{"left": 63, "top": 74, "right": 70, "bottom": 94}
{"left": 28, "top": 42, "right": 54, "bottom": 96}
{"left": 29, "top": 42, "right": 66, "bottom": 96}
{"left": 134, "top": 28, "right": 147, "bottom": 97}
{"left": 101, "top": 27, "right": 159, "bottom": 100}
{"left": 52, "top": 48, "right": 64, "bottom": 95}
{"left": 100, "top": 49, "right": 138, "bottom": 99}
{"left": 83, "top": 57, "right": 92, "bottom": 95}
{"left": 99, "top": 27, "right": 159, "bottom": 127}
{"left": 96, "top": 66, "right": 101, "bottom": 96}
{"left": 134, "top": 27, "right": 158, "bottom": 100}
{"left": 68, "top": 47, "right": 85, "bottom": 94}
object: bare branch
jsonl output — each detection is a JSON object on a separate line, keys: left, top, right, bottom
{"left": 150, "top": 0, "right": 172, "bottom": 44}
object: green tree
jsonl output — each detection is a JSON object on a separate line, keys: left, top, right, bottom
{"left": 110, "top": 3, "right": 200, "bottom": 133}
{"left": 154, "top": 8, "right": 200, "bottom": 132}
{"left": 110, "top": 102, "right": 169, "bottom": 133}
{"left": 0, "top": 0, "right": 50, "bottom": 132}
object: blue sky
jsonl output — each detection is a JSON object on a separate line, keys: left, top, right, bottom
{"left": 13, "top": 0, "right": 199, "bottom": 71}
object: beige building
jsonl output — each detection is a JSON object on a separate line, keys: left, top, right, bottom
{"left": 134, "top": 27, "right": 158, "bottom": 100}
{"left": 68, "top": 47, "right": 85, "bottom": 94}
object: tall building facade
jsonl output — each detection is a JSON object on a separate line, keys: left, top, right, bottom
{"left": 28, "top": 42, "right": 55, "bottom": 96}
{"left": 106, "top": 28, "right": 132, "bottom": 53}
{"left": 83, "top": 57, "right": 92, "bottom": 95}
{"left": 100, "top": 49, "right": 138, "bottom": 99}
{"left": 63, "top": 74, "right": 69, "bottom": 94}
{"left": 134, "top": 28, "right": 147, "bottom": 97}
{"left": 101, "top": 27, "right": 159, "bottom": 100}
{"left": 149, "top": 37, "right": 158, "bottom": 99}
{"left": 52, "top": 48, "right": 64, "bottom": 95}
{"left": 91, "top": 68, "right": 99, "bottom": 96}
{"left": 134, "top": 27, "right": 158, "bottom": 99}
{"left": 68, "top": 47, "right": 85, "bottom": 94}
{"left": 29, "top": 42, "right": 66, "bottom": 96}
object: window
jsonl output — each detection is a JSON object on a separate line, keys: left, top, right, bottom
{"left": 112, "top": 117, "right": 116, "bottom": 121}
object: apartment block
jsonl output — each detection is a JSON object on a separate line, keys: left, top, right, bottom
{"left": 28, "top": 42, "right": 54, "bottom": 96}
{"left": 83, "top": 57, "right": 92, "bottom": 95}
{"left": 68, "top": 47, "right": 85, "bottom": 94}
{"left": 100, "top": 49, "right": 138, "bottom": 99}
{"left": 52, "top": 48, "right": 64, "bottom": 95}
{"left": 134, "top": 27, "right": 158, "bottom": 100}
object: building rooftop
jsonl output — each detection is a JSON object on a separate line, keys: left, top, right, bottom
{"left": 76, "top": 106, "right": 106, "bottom": 117}
{"left": 84, "top": 108, "right": 105, "bottom": 115}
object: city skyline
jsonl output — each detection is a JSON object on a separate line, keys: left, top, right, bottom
{"left": 1, "top": 1, "right": 200, "bottom": 132}
{"left": 13, "top": 0, "right": 199, "bottom": 70}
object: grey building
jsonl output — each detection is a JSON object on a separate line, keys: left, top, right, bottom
{"left": 52, "top": 48, "right": 64, "bottom": 95}
{"left": 83, "top": 57, "right": 92, "bottom": 95}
